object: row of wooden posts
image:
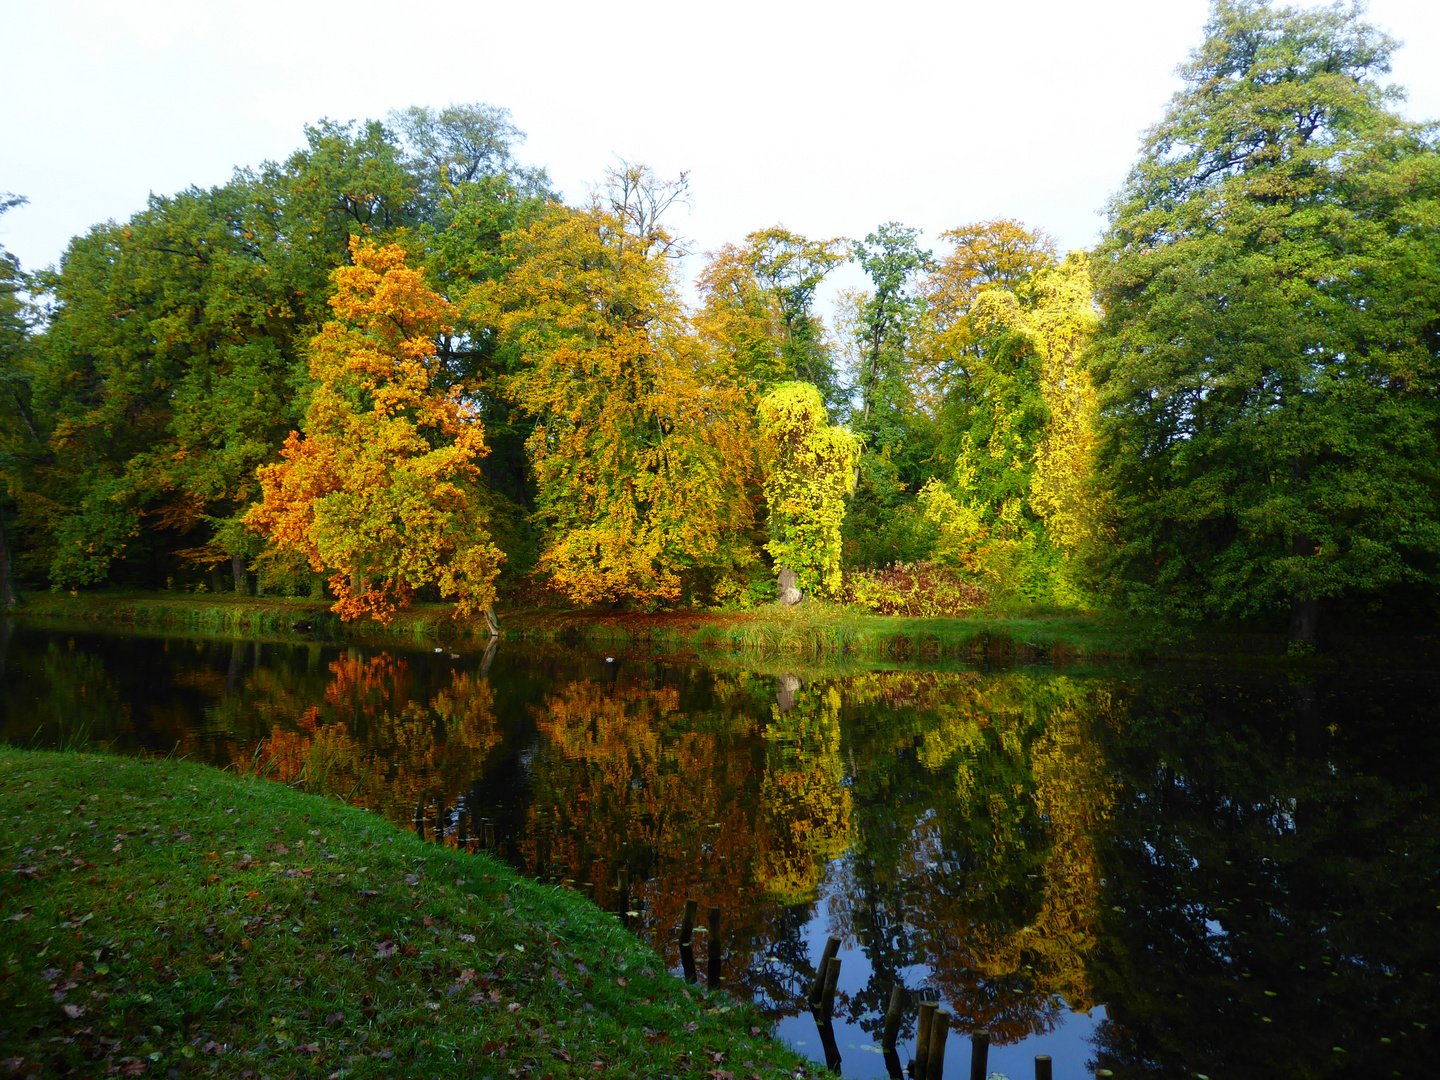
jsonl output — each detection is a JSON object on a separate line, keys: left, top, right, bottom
{"left": 420, "top": 798, "right": 1096, "bottom": 1080}
{"left": 415, "top": 796, "right": 495, "bottom": 851}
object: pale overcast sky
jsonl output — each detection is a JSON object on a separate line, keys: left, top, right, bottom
{"left": 3, "top": 0, "right": 1438, "bottom": 293}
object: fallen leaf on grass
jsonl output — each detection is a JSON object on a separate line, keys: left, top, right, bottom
{"left": 374, "top": 941, "right": 396, "bottom": 959}
{"left": 62, "top": 1003, "right": 85, "bottom": 1018}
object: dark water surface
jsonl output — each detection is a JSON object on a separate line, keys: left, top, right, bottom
{"left": 2, "top": 620, "right": 1437, "bottom": 1079}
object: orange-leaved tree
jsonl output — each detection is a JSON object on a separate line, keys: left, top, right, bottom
{"left": 476, "top": 168, "right": 758, "bottom": 606}
{"left": 247, "top": 239, "right": 504, "bottom": 622}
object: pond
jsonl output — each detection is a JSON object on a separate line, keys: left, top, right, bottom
{"left": 2, "top": 620, "right": 1437, "bottom": 1079}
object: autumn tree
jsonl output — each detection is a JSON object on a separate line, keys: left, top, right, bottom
{"left": 1093, "top": 0, "right": 1440, "bottom": 640}
{"left": 758, "top": 382, "right": 861, "bottom": 598}
{"left": 479, "top": 166, "right": 759, "bottom": 606}
{"left": 916, "top": 219, "right": 1058, "bottom": 408}
{"left": 697, "top": 227, "right": 848, "bottom": 405}
{"left": 247, "top": 240, "right": 504, "bottom": 623}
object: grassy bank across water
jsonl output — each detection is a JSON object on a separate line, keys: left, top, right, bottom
{"left": 0, "top": 748, "right": 813, "bottom": 1079}
{"left": 10, "top": 591, "right": 1170, "bottom": 662}
{"left": 18, "top": 591, "right": 1435, "bottom": 667}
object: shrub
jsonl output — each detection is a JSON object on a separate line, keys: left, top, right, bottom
{"left": 841, "top": 561, "right": 988, "bottom": 617}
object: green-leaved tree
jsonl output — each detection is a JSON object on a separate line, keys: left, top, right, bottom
{"left": 1092, "top": 0, "right": 1440, "bottom": 641}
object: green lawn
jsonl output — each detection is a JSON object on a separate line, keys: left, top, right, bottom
{"left": 0, "top": 748, "right": 814, "bottom": 1079}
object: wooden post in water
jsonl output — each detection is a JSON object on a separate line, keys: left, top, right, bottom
{"left": 679, "top": 899, "right": 698, "bottom": 982}
{"left": 814, "top": 1010, "right": 842, "bottom": 1073}
{"left": 819, "top": 957, "right": 841, "bottom": 1022}
{"left": 1034, "top": 1055, "right": 1052, "bottom": 1080}
{"left": 915, "top": 1002, "right": 937, "bottom": 1077}
{"left": 413, "top": 799, "right": 425, "bottom": 840}
{"left": 882, "top": 985, "right": 907, "bottom": 1052}
{"left": 968, "top": 1032, "right": 989, "bottom": 1080}
{"left": 680, "top": 899, "right": 697, "bottom": 945}
{"left": 706, "top": 906, "right": 722, "bottom": 989}
{"left": 456, "top": 798, "right": 468, "bottom": 848}
{"left": 436, "top": 800, "right": 447, "bottom": 843}
{"left": 807, "top": 936, "right": 842, "bottom": 1007}
{"left": 484, "top": 821, "right": 495, "bottom": 850}
{"left": 926, "top": 1009, "right": 950, "bottom": 1080}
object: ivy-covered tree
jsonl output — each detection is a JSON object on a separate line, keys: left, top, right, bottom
{"left": 920, "top": 253, "right": 1101, "bottom": 604}
{"left": 757, "top": 381, "right": 861, "bottom": 598}
{"left": 1092, "top": 0, "right": 1440, "bottom": 640}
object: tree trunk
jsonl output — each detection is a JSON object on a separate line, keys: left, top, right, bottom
{"left": 1288, "top": 531, "right": 1319, "bottom": 646}
{"left": 210, "top": 566, "right": 225, "bottom": 594}
{"left": 777, "top": 567, "right": 802, "bottom": 606}
{"left": 0, "top": 505, "right": 17, "bottom": 609}
{"left": 231, "top": 553, "right": 247, "bottom": 596}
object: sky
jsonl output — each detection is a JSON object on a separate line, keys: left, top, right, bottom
{"left": 3, "top": 0, "right": 1438, "bottom": 296}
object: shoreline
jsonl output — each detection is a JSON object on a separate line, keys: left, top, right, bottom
{"left": 6, "top": 591, "right": 1436, "bottom": 669}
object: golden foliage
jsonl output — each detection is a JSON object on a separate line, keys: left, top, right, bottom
{"left": 479, "top": 204, "right": 760, "bottom": 605}
{"left": 246, "top": 239, "right": 503, "bottom": 622}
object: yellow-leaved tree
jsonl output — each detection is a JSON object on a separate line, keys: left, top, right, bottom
{"left": 247, "top": 239, "right": 504, "bottom": 623}
{"left": 476, "top": 167, "right": 759, "bottom": 606}
{"left": 757, "top": 382, "right": 861, "bottom": 598}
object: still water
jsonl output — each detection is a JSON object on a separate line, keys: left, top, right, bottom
{"left": 2, "top": 621, "right": 1437, "bottom": 1079}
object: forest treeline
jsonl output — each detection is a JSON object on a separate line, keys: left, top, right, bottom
{"left": 1, "top": 0, "right": 1438, "bottom": 640}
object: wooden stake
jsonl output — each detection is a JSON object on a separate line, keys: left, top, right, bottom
{"left": 680, "top": 898, "right": 698, "bottom": 946}
{"left": 819, "top": 956, "right": 841, "bottom": 1021}
{"left": 706, "top": 906, "right": 722, "bottom": 989}
{"left": 915, "top": 1001, "right": 937, "bottom": 1077}
{"left": 807, "top": 936, "right": 841, "bottom": 1007}
{"left": 1034, "top": 1055, "right": 1052, "bottom": 1080}
{"left": 882, "top": 984, "right": 907, "bottom": 1052}
{"left": 926, "top": 1009, "right": 950, "bottom": 1080}
{"left": 413, "top": 799, "right": 425, "bottom": 840}
{"left": 968, "top": 1032, "right": 989, "bottom": 1080}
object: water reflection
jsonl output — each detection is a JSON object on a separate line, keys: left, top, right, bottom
{"left": 2, "top": 623, "right": 1437, "bottom": 1079}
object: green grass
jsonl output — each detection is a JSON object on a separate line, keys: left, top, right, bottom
{"left": 0, "top": 748, "right": 815, "bottom": 1079}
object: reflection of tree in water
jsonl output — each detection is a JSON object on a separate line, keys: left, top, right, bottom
{"left": 1090, "top": 674, "right": 1440, "bottom": 1080}
{"left": 757, "top": 683, "right": 853, "bottom": 904}
{"left": 832, "top": 673, "right": 1120, "bottom": 1045}
{"left": 225, "top": 651, "right": 503, "bottom": 823}
{"left": 521, "top": 671, "right": 849, "bottom": 1011}
{"left": 520, "top": 667, "right": 1118, "bottom": 1038}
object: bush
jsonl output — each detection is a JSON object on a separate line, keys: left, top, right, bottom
{"left": 841, "top": 561, "right": 988, "bottom": 616}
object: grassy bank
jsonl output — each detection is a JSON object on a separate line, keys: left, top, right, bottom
{"left": 9, "top": 590, "right": 1170, "bottom": 662}
{"left": 18, "top": 590, "right": 1436, "bottom": 668}
{"left": 0, "top": 748, "right": 813, "bottom": 1079}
